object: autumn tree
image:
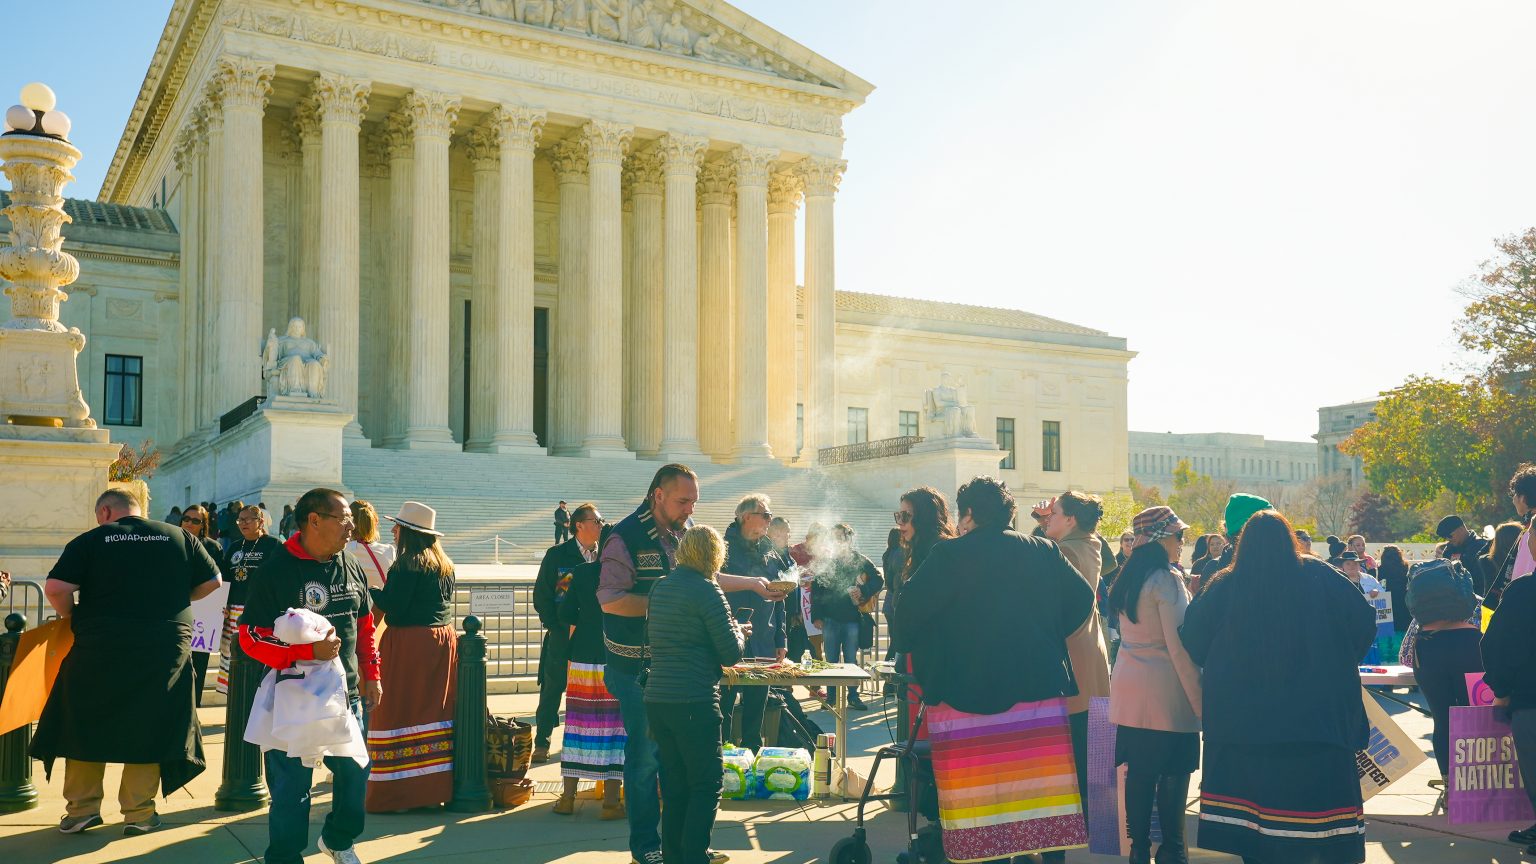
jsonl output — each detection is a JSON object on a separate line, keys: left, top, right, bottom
{"left": 1167, "top": 459, "right": 1236, "bottom": 537}
{"left": 1459, "top": 228, "right": 1536, "bottom": 377}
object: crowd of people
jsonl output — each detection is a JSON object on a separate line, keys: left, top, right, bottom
{"left": 17, "top": 457, "right": 1536, "bottom": 864}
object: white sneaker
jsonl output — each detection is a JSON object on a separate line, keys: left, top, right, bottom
{"left": 318, "top": 836, "right": 363, "bottom": 864}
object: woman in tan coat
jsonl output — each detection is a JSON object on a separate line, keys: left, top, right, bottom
{"left": 1107, "top": 506, "right": 1203, "bottom": 864}
{"left": 1042, "top": 492, "right": 1113, "bottom": 824}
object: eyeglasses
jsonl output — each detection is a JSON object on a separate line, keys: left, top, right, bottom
{"left": 752, "top": 510, "right": 773, "bottom": 521}
{"left": 316, "top": 512, "right": 355, "bottom": 526}
{"left": 577, "top": 517, "right": 606, "bottom": 526}
{"left": 236, "top": 516, "right": 259, "bottom": 525}
{"left": 181, "top": 516, "right": 205, "bottom": 525}
{"left": 893, "top": 511, "right": 912, "bottom": 525}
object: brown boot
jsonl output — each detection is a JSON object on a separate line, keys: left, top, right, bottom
{"left": 552, "top": 793, "right": 576, "bottom": 815}
{"left": 532, "top": 744, "right": 550, "bottom": 764}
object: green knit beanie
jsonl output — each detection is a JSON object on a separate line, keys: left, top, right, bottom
{"left": 1223, "top": 493, "right": 1273, "bottom": 538}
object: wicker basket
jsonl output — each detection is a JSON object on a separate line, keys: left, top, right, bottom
{"left": 491, "top": 777, "right": 534, "bottom": 809}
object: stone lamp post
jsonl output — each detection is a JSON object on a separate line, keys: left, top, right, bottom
{"left": 0, "top": 82, "right": 118, "bottom": 583}
{"left": 0, "top": 82, "right": 94, "bottom": 429}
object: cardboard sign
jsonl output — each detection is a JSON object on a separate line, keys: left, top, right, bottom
{"left": 1086, "top": 697, "right": 1162, "bottom": 855}
{"left": 0, "top": 617, "right": 74, "bottom": 736}
{"left": 189, "top": 582, "right": 230, "bottom": 655}
{"left": 1358, "top": 687, "right": 1427, "bottom": 800}
{"left": 1448, "top": 706, "right": 1534, "bottom": 824}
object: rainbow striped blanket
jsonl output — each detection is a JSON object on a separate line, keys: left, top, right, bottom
{"left": 928, "top": 697, "right": 1088, "bottom": 863}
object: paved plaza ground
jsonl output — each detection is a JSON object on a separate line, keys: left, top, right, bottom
{"left": 0, "top": 688, "right": 1528, "bottom": 863}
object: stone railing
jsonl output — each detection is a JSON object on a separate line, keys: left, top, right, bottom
{"left": 817, "top": 435, "right": 924, "bottom": 466}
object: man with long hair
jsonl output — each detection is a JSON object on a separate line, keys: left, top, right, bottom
{"left": 895, "top": 476, "right": 1093, "bottom": 864}
{"left": 597, "top": 465, "right": 787, "bottom": 864}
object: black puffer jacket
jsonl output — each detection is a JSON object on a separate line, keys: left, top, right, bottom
{"left": 644, "top": 565, "right": 745, "bottom": 704}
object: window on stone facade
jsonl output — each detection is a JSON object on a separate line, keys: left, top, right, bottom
{"left": 1042, "top": 420, "right": 1062, "bottom": 472}
{"left": 899, "top": 410, "right": 919, "bottom": 439}
{"left": 796, "top": 403, "right": 804, "bottom": 455}
{"left": 847, "top": 407, "right": 868, "bottom": 445}
{"left": 997, "top": 417, "right": 1016, "bottom": 470}
{"left": 104, "top": 354, "right": 143, "bottom": 427}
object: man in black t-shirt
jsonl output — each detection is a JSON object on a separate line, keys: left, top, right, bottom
{"left": 33, "top": 489, "right": 221, "bottom": 836}
{"left": 238, "top": 488, "right": 379, "bottom": 864}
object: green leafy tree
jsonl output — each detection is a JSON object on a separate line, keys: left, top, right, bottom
{"left": 1459, "top": 228, "right": 1536, "bottom": 376}
{"left": 1167, "top": 459, "right": 1236, "bottom": 537}
{"left": 1129, "top": 477, "right": 1164, "bottom": 509}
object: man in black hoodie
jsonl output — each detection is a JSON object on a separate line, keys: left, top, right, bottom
{"left": 719, "top": 494, "right": 789, "bottom": 750}
{"left": 810, "top": 523, "right": 881, "bottom": 710}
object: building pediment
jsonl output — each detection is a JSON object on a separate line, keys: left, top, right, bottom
{"left": 411, "top": 0, "right": 866, "bottom": 91}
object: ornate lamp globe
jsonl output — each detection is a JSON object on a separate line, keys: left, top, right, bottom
{"left": 3, "top": 82, "right": 71, "bottom": 140}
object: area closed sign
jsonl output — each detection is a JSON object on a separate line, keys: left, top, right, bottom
{"left": 470, "top": 590, "right": 518, "bottom": 615}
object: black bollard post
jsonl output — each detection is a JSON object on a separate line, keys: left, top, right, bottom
{"left": 214, "top": 636, "right": 270, "bottom": 810}
{"left": 448, "top": 615, "right": 492, "bottom": 812}
{"left": 0, "top": 613, "right": 38, "bottom": 812}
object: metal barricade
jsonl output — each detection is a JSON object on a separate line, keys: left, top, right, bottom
{"left": 1, "top": 581, "right": 50, "bottom": 628}
{"left": 451, "top": 581, "right": 542, "bottom": 680}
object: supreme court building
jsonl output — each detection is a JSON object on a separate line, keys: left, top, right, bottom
{"left": 33, "top": 0, "right": 1135, "bottom": 516}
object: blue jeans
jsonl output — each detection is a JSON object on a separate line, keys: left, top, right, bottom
{"left": 606, "top": 665, "right": 662, "bottom": 860}
{"left": 263, "top": 699, "right": 368, "bottom": 864}
{"left": 821, "top": 619, "right": 861, "bottom": 701}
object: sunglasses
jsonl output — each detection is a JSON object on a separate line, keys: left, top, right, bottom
{"left": 182, "top": 516, "right": 205, "bottom": 525}
{"left": 893, "top": 511, "right": 912, "bottom": 525}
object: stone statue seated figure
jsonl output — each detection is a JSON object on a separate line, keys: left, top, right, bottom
{"left": 262, "top": 317, "right": 329, "bottom": 400}
{"left": 924, "top": 372, "right": 978, "bottom": 439}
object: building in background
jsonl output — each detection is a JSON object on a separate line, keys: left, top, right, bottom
{"left": 1129, "top": 431, "right": 1317, "bottom": 491}
{"left": 1316, "top": 399, "right": 1379, "bottom": 487}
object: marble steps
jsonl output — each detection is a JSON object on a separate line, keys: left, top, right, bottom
{"left": 341, "top": 448, "right": 898, "bottom": 565}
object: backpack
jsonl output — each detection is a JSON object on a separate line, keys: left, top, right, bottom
{"left": 1405, "top": 558, "right": 1478, "bottom": 625}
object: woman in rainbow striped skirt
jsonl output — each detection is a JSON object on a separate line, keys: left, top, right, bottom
{"left": 894, "top": 476, "right": 1095, "bottom": 864}
{"left": 1181, "top": 506, "right": 1376, "bottom": 864}
{"left": 553, "top": 536, "right": 626, "bottom": 818}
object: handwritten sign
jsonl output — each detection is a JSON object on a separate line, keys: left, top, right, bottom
{"left": 470, "top": 590, "right": 518, "bottom": 615}
{"left": 189, "top": 582, "right": 230, "bottom": 655}
{"left": 1448, "top": 706, "right": 1534, "bottom": 824}
{"left": 1358, "top": 687, "right": 1426, "bottom": 799}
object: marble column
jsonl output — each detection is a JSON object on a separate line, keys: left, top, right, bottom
{"left": 549, "top": 137, "right": 589, "bottom": 455}
{"left": 655, "top": 134, "right": 708, "bottom": 460}
{"left": 199, "top": 92, "right": 222, "bottom": 431}
{"left": 294, "top": 99, "right": 322, "bottom": 329}
{"left": 624, "top": 147, "right": 665, "bottom": 456}
{"left": 696, "top": 158, "right": 733, "bottom": 460}
{"left": 212, "top": 56, "right": 273, "bottom": 417}
{"left": 767, "top": 170, "right": 802, "bottom": 461}
{"left": 465, "top": 122, "right": 500, "bottom": 452}
{"left": 380, "top": 111, "right": 413, "bottom": 447}
{"left": 173, "top": 125, "right": 201, "bottom": 444}
{"left": 579, "top": 120, "right": 634, "bottom": 457}
{"left": 400, "top": 90, "right": 461, "bottom": 450}
{"left": 488, "top": 106, "right": 546, "bottom": 453}
{"left": 797, "top": 157, "right": 846, "bottom": 460}
{"left": 312, "top": 73, "right": 370, "bottom": 440}
{"left": 730, "top": 145, "right": 777, "bottom": 463}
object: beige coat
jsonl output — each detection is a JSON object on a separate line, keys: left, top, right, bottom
{"left": 1108, "top": 565, "right": 1202, "bottom": 732}
{"left": 1057, "top": 531, "right": 1112, "bottom": 715}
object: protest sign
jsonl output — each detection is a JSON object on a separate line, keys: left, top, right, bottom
{"left": 1467, "top": 673, "right": 1495, "bottom": 707}
{"left": 189, "top": 581, "right": 230, "bottom": 654}
{"left": 1086, "top": 697, "right": 1162, "bottom": 855}
{"left": 1448, "top": 705, "right": 1534, "bottom": 824}
{"left": 0, "top": 617, "right": 74, "bottom": 736}
{"left": 1358, "top": 687, "right": 1427, "bottom": 800}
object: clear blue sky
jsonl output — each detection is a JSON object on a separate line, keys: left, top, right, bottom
{"left": 7, "top": 1, "right": 1531, "bottom": 442}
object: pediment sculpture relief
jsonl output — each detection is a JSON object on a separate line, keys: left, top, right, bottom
{"left": 421, "top": 0, "right": 823, "bottom": 85}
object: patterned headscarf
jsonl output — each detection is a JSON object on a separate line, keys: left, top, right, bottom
{"left": 1130, "top": 506, "right": 1190, "bottom": 550}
